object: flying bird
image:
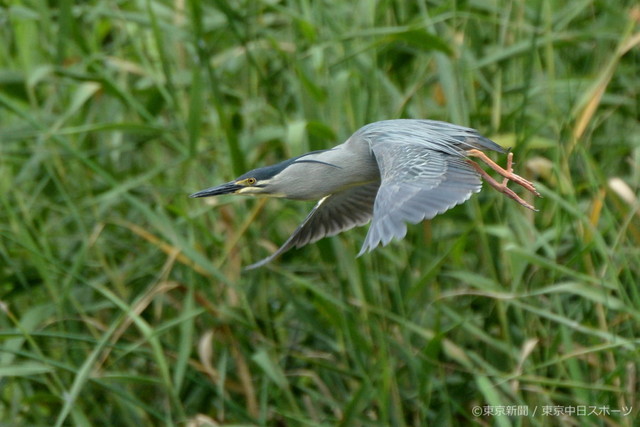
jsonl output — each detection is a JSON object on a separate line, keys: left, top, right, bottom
{"left": 191, "top": 119, "right": 540, "bottom": 269}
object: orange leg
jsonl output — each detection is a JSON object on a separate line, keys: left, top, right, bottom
{"left": 466, "top": 149, "right": 540, "bottom": 211}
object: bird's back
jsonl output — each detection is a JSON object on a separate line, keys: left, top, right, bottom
{"left": 352, "top": 119, "right": 506, "bottom": 156}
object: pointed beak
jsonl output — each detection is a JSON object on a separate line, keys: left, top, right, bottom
{"left": 189, "top": 181, "right": 242, "bottom": 198}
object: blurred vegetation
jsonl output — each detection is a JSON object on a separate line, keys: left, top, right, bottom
{"left": 1, "top": 0, "right": 639, "bottom": 426}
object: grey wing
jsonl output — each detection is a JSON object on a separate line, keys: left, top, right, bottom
{"left": 358, "top": 143, "right": 481, "bottom": 255}
{"left": 245, "top": 182, "right": 379, "bottom": 270}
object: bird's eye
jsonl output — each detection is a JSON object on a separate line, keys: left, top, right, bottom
{"left": 246, "top": 177, "right": 257, "bottom": 185}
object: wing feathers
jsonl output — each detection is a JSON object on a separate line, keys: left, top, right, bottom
{"left": 245, "top": 182, "right": 379, "bottom": 269}
{"left": 359, "top": 146, "right": 481, "bottom": 255}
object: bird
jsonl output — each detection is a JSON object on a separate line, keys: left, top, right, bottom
{"left": 191, "top": 119, "right": 540, "bottom": 269}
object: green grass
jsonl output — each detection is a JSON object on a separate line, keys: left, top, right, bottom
{"left": 1, "top": 0, "right": 639, "bottom": 425}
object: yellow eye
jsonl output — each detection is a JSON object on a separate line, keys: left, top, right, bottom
{"left": 240, "top": 177, "right": 257, "bottom": 186}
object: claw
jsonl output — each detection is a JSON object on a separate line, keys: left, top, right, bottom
{"left": 466, "top": 149, "right": 540, "bottom": 210}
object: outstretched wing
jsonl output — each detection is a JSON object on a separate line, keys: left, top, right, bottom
{"left": 358, "top": 143, "right": 481, "bottom": 255}
{"left": 246, "top": 182, "right": 379, "bottom": 269}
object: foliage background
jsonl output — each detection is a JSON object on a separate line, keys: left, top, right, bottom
{"left": 1, "top": 0, "right": 639, "bottom": 425}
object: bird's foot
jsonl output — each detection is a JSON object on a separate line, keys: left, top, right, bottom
{"left": 466, "top": 149, "right": 540, "bottom": 211}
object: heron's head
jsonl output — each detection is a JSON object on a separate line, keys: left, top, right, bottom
{"left": 191, "top": 149, "right": 345, "bottom": 200}
{"left": 190, "top": 160, "right": 296, "bottom": 199}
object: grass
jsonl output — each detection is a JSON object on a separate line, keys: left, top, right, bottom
{"left": 1, "top": 0, "right": 639, "bottom": 425}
